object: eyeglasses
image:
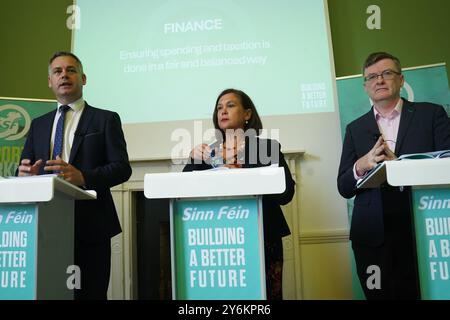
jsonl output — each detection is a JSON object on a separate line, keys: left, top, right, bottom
{"left": 364, "top": 69, "right": 401, "bottom": 83}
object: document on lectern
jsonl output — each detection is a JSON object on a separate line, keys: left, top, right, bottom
{"left": 356, "top": 149, "right": 450, "bottom": 189}
{"left": 396, "top": 149, "right": 450, "bottom": 160}
{"left": 356, "top": 162, "right": 387, "bottom": 189}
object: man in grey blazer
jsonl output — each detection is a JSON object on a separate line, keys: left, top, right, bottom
{"left": 18, "top": 52, "right": 132, "bottom": 299}
{"left": 338, "top": 52, "right": 450, "bottom": 299}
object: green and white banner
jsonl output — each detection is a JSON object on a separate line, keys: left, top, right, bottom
{"left": 0, "top": 204, "right": 37, "bottom": 299}
{"left": 412, "top": 187, "right": 450, "bottom": 299}
{"left": 172, "top": 197, "right": 265, "bottom": 300}
{"left": 0, "top": 97, "right": 55, "bottom": 177}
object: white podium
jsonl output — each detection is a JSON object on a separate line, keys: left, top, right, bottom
{"left": 144, "top": 166, "right": 286, "bottom": 300}
{"left": 0, "top": 176, "right": 96, "bottom": 300}
{"left": 363, "top": 158, "right": 450, "bottom": 299}
{"left": 385, "top": 158, "right": 450, "bottom": 187}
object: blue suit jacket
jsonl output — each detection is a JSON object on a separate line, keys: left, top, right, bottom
{"left": 338, "top": 99, "right": 450, "bottom": 246}
{"left": 20, "top": 102, "right": 132, "bottom": 243}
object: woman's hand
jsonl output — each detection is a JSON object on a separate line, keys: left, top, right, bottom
{"left": 190, "top": 143, "right": 211, "bottom": 161}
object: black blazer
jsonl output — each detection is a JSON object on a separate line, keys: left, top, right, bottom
{"left": 19, "top": 102, "right": 132, "bottom": 243}
{"left": 183, "top": 137, "right": 295, "bottom": 241}
{"left": 338, "top": 99, "right": 450, "bottom": 246}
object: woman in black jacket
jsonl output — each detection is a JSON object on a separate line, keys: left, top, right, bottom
{"left": 183, "top": 88, "right": 295, "bottom": 299}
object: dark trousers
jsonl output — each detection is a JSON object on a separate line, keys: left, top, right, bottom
{"left": 74, "top": 239, "right": 111, "bottom": 300}
{"left": 352, "top": 186, "right": 420, "bottom": 300}
{"left": 264, "top": 238, "right": 284, "bottom": 300}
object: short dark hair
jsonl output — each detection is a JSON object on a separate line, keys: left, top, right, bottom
{"left": 48, "top": 51, "right": 84, "bottom": 74}
{"left": 212, "top": 88, "right": 263, "bottom": 139}
{"left": 363, "top": 52, "right": 401, "bottom": 74}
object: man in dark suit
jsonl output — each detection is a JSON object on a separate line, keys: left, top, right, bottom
{"left": 338, "top": 52, "right": 450, "bottom": 299}
{"left": 18, "top": 52, "right": 132, "bottom": 299}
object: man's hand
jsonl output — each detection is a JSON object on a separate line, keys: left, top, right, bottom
{"left": 18, "top": 159, "right": 43, "bottom": 176}
{"left": 44, "top": 156, "right": 86, "bottom": 186}
{"left": 355, "top": 136, "right": 389, "bottom": 176}
{"left": 383, "top": 143, "right": 397, "bottom": 161}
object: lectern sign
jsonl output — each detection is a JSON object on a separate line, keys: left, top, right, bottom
{"left": 412, "top": 188, "right": 450, "bottom": 299}
{"left": 0, "top": 205, "right": 37, "bottom": 299}
{"left": 172, "top": 197, "right": 265, "bottom": 299}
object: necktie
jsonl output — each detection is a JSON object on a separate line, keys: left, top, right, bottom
{"left": 53, "top": 105, "right": 70, "bottom": 160}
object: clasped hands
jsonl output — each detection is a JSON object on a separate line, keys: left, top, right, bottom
{"left": 18, "top": 156, "right": 86, "bottom": 186}
{"left": 190, "top": 143, "right": 242, "bottom": 168}
{"left": 355, "top": 136, "right": 397, "bottom": 176}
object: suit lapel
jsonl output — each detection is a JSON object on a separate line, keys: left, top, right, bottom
{"left": 69, "top": 103, "right": 94, "bottom": 164}
{"left": 395, "top": 99, "right": 415, "bottom": 155}
{"left": 41, "top": 110, "right": 57, "bottom": 161}
{"left": 361, "top": 107, "right": 381, "bottom": 147}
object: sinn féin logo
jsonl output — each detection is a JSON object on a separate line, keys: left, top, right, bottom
{"left": 0, "top": 104, "right": 31, "bottom": 141}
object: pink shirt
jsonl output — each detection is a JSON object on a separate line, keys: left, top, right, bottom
{"left": 373, "top": 99, "right": 403, "bottom": 152}
{"left": 353, "top": 99, "right": 403, "bottom": 180}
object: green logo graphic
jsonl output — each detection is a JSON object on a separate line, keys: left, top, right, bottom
{"left": 0, "top": 105, "right": 31, "bottom": 141}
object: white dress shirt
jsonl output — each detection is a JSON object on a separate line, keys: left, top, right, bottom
{"left": 50, "top": 98, "right": 85, "bottom": 161}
